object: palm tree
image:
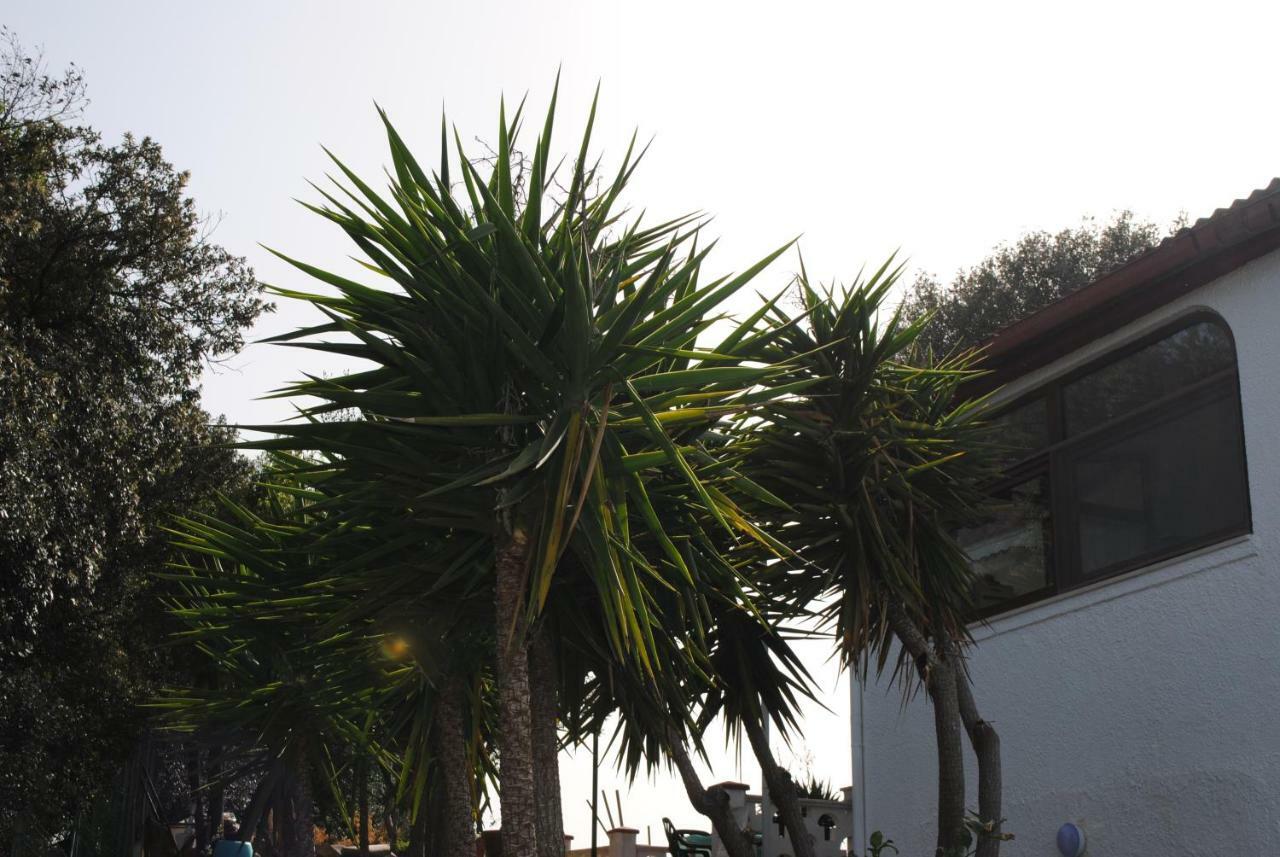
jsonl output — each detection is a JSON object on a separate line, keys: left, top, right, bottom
{"left": 160, "top": 484, "right": 391, "bottom": 857}
{"left": 558, "top": 597, "right": 761, "bottom": 857}
{"left": 251, "top": 83, "right": 796, "bottom": 852}
{"left": 730, "top": 264, "right": 1004, "bottom": 856}
{"left": 695, "top": 599, "right": 820, "bottom": 857}
{"left": 164, "top": 460, "right": 502, "bottom": 857}
{"left": 377, "top": 621, "right": 494, "bottom": 857}
{"left": 553, "top": 491, "right": 814, "bottom": 857}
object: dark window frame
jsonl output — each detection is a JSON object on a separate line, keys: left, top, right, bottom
{"left": 972, "top": 311, "right": 1252, "bottom": 620}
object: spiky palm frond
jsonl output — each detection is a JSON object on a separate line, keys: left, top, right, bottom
{"left": 249, "top": 82, "right": 795, "bottom": 682}
{"left": 728, "top": 262, "right": 999, "bottom": 679}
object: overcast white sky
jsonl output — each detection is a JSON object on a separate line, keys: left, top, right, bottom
{"left": 11, "top": 0, "right": 1280, "bottom": 845}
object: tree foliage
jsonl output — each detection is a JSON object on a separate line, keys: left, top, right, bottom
{"left": 257, "top": 82, "right": 804, "bottom": 855}
{"left": 0, "top": 35, "right": 1027, "bottom": 853}
{"left": 154, "top": 86, "right": 1016, "bottom": 857}
{"left": 899, "top": 211, "right": 1176, "bottom": 356}
{"left": 0, "top": 30, "right": 266, "bottom": 849}
{"left": 735, "top": 265, "right": 995, "bottom": 670}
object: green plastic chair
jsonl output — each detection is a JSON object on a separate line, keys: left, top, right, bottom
{"left": 663, "top": 817, "right": 713, "bottom": 857}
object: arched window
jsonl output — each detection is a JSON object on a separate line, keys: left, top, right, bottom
{"left": 958, "top": 314, "right": 1251, "bottom": 616}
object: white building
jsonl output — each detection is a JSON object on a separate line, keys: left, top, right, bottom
{"left": 853, "top": 178, "right": 1280, "bottom": 855}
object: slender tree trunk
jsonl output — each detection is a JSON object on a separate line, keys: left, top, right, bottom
{"left": 187, "top": 743, "right": 206, "bottom": 853}
{"left": 10, "top": 816, "right": 27, "bottom": 857}
{"left": 590, "top": 730, "right": 600, "bottom": 857}
{"left": 358, "top": 755, "right": 371, "bottom": 856}
{"left": 405, "top": 797, "right": 431, "bottom": 857}
{"left": 382, "top": 769, "right": 399, "bottom": 851}
{"left": 262, "top": 799, "right": 276, "bottom": 854}
{"left": 665, "top": 726, "right": 755, "bottom": 857}
{"left": 928, "top": 657, "right": 966, "bottom": 857}
{"left": 741, "top": 716, "right": 815, "bottom": 857}
{"left": 435, "top": 674, "right": 478, "bottom": 857}
{"left": 530, "top": 622, "right": 566, "bottom": 857}
{"left": 240, "top": 764, "right": 282, "bottom": 844}
{"left": 494, "top": 522, "right": 539, "bottom": 856}
{"left": 280, "top": 752, "right": 316, "bottom": 857}
{"left": 888, "top": 605, "right": 966, "bottom": 857}
{"left": 208, "top": 746, "right": 226, "bottom": 846}
{"left": 943, "top": 637, "right": 1003, "bottom": 857}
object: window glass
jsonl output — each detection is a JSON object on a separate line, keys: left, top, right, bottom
{"left": 957, "top": 475, "right": 1053, "bottom": 611}
{"left": 1071, "top": 394, "right": 1247, "bottom": 577}
{"left": 1063, "top": 321, "right": 1235, "bottom": 435}
{"left": 962, "top": 316, "right": 1248, "bottom": 618}
{"left": 987, "top": 397, "right": 1050, "bottom": 467}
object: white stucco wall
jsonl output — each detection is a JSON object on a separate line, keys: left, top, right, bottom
{"left": 857, "top": 248, "right": 1280, "bottom": 855}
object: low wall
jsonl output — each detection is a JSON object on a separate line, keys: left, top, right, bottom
{"left": 705, "top": 782, "right": 854, "bottom": 857}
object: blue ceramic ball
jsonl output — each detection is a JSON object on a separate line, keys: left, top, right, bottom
{"left": 1056, "top": 822, "right": 1085, "bottom": 857}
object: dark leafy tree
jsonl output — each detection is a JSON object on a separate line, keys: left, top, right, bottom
{"left": 899, "top": 211, "right": 1177, "bottom": 355}
{"left": 0, "top": 30, "right": 266, "bottom": 851}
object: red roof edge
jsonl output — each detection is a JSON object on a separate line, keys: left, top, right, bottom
{"left": 970, "top": 178, "right": 1280, "bottom": 392}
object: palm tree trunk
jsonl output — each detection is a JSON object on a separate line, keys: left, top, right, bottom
{"left": 358, "top": 755, "right": 370, "bottom": 856}
{"left": 240, "top": 763, "right": 282, "bottom": 844}
{"left": 405, "top": 796, "right": 431, "bottom": 857}
{"left": 888, "top": 604, "right": 966, "bottom": 857}
{"left": 208, "top": 746, "right": 226, "bottom": 846}
{"left": 280, "top": 752, "right": 316, "bottom": 857}
{"left": 494, "top": 522, "right": 539, "bottom": 855}
{"left": 929, "top": 661, "right": 966, "bottom": 857}
{"left": 665, "top": 726, "right": 755, "bottom": 857}
{"left": 530, "top": 622, "right": 565, "bottom": 857}
{"left": 186, "top": 743, "right": 206, "bottom": 852}
{"left": 942, "top": 637, "right": 1003, "bottom": 857}
{"left": 435, "top": 673, "right": 478, "bottom": 857}
{"left": 741, "top": 715, "right": 815, "bottom": 857}
{"left": 263, "top": 796, "right": 276, "bottom": 852}
{"left": 382, "top": 769, "right": 399, "bottom": 852}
